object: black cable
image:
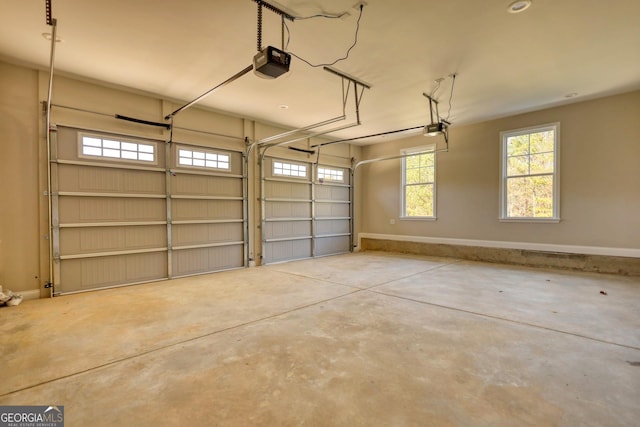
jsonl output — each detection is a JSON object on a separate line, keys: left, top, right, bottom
{"left": 446, "top": 74, "right": 457, "bottom": 121}
{"left": 296, "top": 13, "right": 346, "bottom": 20}
{"left": 285, "top": 5, "right": 364, "bottom": 68}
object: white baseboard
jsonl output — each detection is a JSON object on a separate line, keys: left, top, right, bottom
{"left": 358, "top": 233, "right": 640, "bottom": 259}
{"left": 21, "top": 289, "right": 42, "bottom": 300}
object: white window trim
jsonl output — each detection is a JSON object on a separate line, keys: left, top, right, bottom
{"left": 400, "top": 144, "right": 437, "bottom": 220}
{"left": 175, "top": 145, "right": 231, "bottom": 172}
{"left": 499, "top": 122, "right": 560, "bottom": 222}
{"left": 78, "top": 132, "right": 158, "bottom": 165}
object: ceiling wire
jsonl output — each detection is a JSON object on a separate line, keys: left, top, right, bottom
{"left": 295, "top": 13, "right": 346, "bottom": 20}
{"left": 430, "top": 79, "right": 442, "bottom": 99}
{"left": 284, "top": 5, "right": 364, "bottom": 68}
{"left": 446, "top": 73, "right": 457, "bottom": 121}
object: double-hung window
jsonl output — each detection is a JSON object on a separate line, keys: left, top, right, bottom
{"left": 500, "top": 123, "right": 559, "bottom": 221}
{"left": 402, "top": 145, "right": 436, "bottom": 218}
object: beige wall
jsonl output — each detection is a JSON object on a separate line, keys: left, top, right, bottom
{"left": 360, "top": 90, "right": 640, "bottom": 251}
{"left": 0, "top": 60, "right": 361, "bottom": 296}
{"left": 0, "top": 62, "right": 42, "bottom": 295}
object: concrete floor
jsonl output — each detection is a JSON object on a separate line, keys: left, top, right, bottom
{"left": 1, "top": 251, "right": 639, "bottom": 426}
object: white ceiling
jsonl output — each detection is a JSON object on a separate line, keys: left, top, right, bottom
{"left": 1, "top": 0, "right": 639, "bottom": 144}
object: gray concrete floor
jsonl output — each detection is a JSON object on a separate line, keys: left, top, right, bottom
{"left": 1, "top": 251, "right": 639, "bottom": 426}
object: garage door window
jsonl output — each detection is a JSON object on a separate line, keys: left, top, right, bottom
{"left": 178, "top": 147, "right": 230, "bottom": 170}
{"left": 273, "top": 161, "right": 307, "bottom": 178}
{"left": 318, "top": 167, "right": 344, "bottom": 183}
{"left": 80, "top": 134, "right": 156, "bottom": 163}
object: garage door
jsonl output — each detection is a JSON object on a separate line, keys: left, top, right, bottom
{"left": 51, "top": 126, "right": 245, "bottom": 294}
{"left": 314, "top": 164, "right": 351, "bottom": 256}
{"left": 262, "top": 157, "right": 351, "bottom": 264}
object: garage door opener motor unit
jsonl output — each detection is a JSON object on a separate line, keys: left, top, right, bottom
{"left": 254, "top": 46, "right": 291, "bottom": 79}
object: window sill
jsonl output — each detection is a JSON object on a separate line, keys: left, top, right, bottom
{"left": 400, "top": 216, "right": 437, "bottom": 222}
{"left": 499, "top": 218, "right": 561, "bottom": 223}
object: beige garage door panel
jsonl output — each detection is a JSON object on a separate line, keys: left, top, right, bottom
{"left": 58, "top": 164, "right": 165, "bottom": 194}
{"left": 316, "top": 202, "right": 350, "bottom": 218}
{"left": 265, "top": 202, "right": 312, "bottom": 219}
{"left": 172, "top": 223, "right": 243, "bottom": 247}
{"left": 265, "top": 181, "right": 311, "bottom": 199}
{"left": 60, "top": 225, "right": 167, "bottom": 256}
{"left": 266, "top": 240, "right": 312, "bottom": 264}
{"left": 172, "top": 246, "right": 244, "bottom": 277}
{"left": 172, "top": 199, "right": 243, "bottom": 221}
{"left": 315, "top": 236, "right": 350, "bottom": 256}
{"left": 315, "top": 185, "right": 349, "bottom": 201}
{"left": 315, "top": 219, "right": 350, "bottom": 235}
{"left": 59, "top": 197, "right": 166, "bottom": 224}
{"left": 173, "top": 174, "right": 242, "bottom": 198}
{"left": 61, "top": 252, "right": 167, "bottom": 291}
{"left": 263, "top": 221, "right": 312, "bottom": 240}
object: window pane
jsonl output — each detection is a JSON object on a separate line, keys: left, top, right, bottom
{"left": 121, "top": 142, "right": 137, "bottom": 151}
{"left": 103, "top": 139, "right": 120, "bottom": 149}
{"left": 405, "top": 168, "right": 422, "bottom": 184}
{"left": 180, "top": 157, "right": 193, "bottom": 166}
{"left": 405, "top": 184, "right": 434, "bottom": 217}
{"left": 121, "top": 151, "right": 138, "bottom": 160}
{"left": 218, "top": 162, "right": 229, "bottom": 169}
{"left": 193, "top": 151, "right": 205, "bottom": 159}
{"left": 530, "top": 131, "right": 554, "bottom": 153}
{"left": 530, "top": 152, "right": 554, "bottom": 174}
{"left": 507, "top": 155, "right": 529, "bottom": 176}
{"left": 193, "top": 158, "right": 205, "bottom": 167}
{"left": 507, "top": 135, "right": 530, "bottom": 156}
{"left": 83, "top": 146, "right": 102, "bottom": 156}
{"left": 139, "top": 144, "right": 154, "bottom": 154}
{"left": 103, "top": 148, "right": 120, "bottom": 158}
{"left": 421, "top": 153, "right": 434, "bottom": 167}
{"left": 83, "top": 137, "right": 102, "bottom": 147}
{"left": 139, "top": 153, "right": 154, "bottom": 162}
{"left": 179, "top": 150, "right": 192, "bottom": 157}
{"left": 405, "top": 155, "right": 420, "bottom": 169}
{"left": 424, "top": 166, "right": 435, "bottom": 182}
{"left": 507, "top": 175, "right": 553, "bottom": 218}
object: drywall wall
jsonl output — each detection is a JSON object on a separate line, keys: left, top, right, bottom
{"left": 0, "top": 62, "right": 42, "bottom": 297}
{"left": 360, "top": 90, "right": 640, "bottom": 253}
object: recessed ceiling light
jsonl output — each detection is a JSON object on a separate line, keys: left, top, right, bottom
{"left": 278, "top": 104, "right": 289, "bottom": 110}
{"left": 507, "top": 0, "right": 532, "bottom": 14}
{"left": 42, "top": 32, "right": 62, "bottom": 42}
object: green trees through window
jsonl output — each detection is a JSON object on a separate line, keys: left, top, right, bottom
{"left": 403, "top": 147, "right": 435, "bottom": 217}
{"left": 501, "top": 124, "right": 558, "bottom": 219}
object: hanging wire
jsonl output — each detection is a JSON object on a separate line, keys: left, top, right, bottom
{"left": 430, "top": 78, "right": 442, "bottom": 99}
{"left": 446, "top": 73, "right": 457, "bottom": 121}
{"left": 296, "top": 12, "right": 346, "bottom": 20}
{"left": 284, "top": 5, "right": 364, "bottom": 68}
